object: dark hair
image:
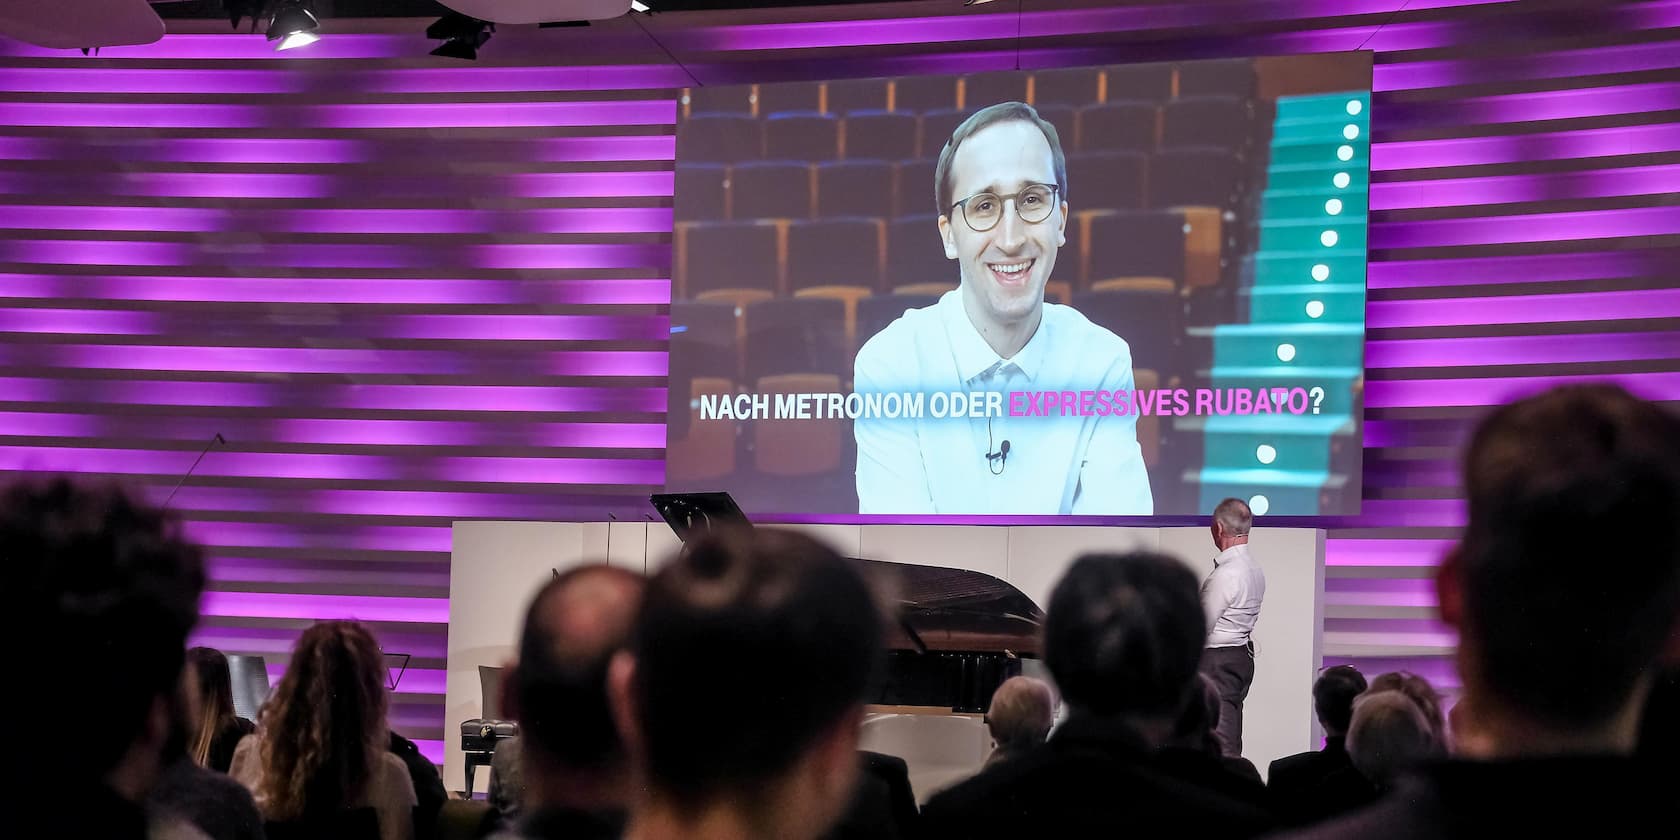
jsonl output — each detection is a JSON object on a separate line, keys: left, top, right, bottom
{"left": 630, "top": 528, "right": 884, "bottom": 807}
{"left": 187, "top": 646, "right": 239, "bottom": 767}
{"left": 1313, "top": 665, "right": 1368, "bottom": 736}
{"left": 1367, "top": 671, "right": 1445, "bottom": 743}
{"left": 1346, "top": 690, "right": 1441, "bottom": 788}
{"left": 1458, "top": 384, "right": 1680, "bottom": 727}
{"left": 1168, "top": 674, "right": 1224, "bottom": 756}
{"left": 933, "top": 101, "right": 1069, "bottom": 217}
{"left": 4, "top": 477, "right": 204, "bottom": 779}
{"left": 1043, "top": 551, "right": 1206, "bottom": 719}
{"left": 258, "top": 620, "right": 388, "bottom": 820}
{"left": 514, "top": 564, "right": 644, "bottom": 768}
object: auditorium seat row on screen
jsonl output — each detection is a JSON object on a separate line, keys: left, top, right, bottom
{"left": 676, "top": 97, "right": 1255, "bottom": 163}
{"left": 674, "top": 209, "right": 1224, "bottom": 300}
{"left": 682, "top": 59, "right": 1257, "bottom": 118}
{"left": 674, "top": 148, "right": 1247, "bottom": 222}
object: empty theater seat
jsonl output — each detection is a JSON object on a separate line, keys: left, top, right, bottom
{"left": 894, "top": 159, "right": 938, "bottom": 218}
{"left": 1151, "top": 146, "right": 1244, "bottom": 210}
{"left": 1073, "top": 286, "right": 1182, "bottom": 379}
{"left": 844, "top": 111, "right": 919, "bottom": 161}
{"left": 743, "top": 296, "right": 848, "bottom": 382}
{"left": 894, "top": 75, "right": 960, "bottom": 114}
{"left": 1161, "top": 95, "right": 1252, "bottom": 153}
{"left": 1067, "top": 150, "right": 1147, "bottom": 211}
{"left": 756, "top": 82, "right": 822, "bottom": 117}
{"left": 1031, "top": 67, "right": 1105, "bottom": 108}
{"left": 918, "top": 107, "right": 968, "bottom": 158}
{"left": 675, "top": 163, "right": 729, "bottom": 221}
{"left": 731, "top": 161, "right": 813, "bottom": 221}
{"left": 887, "top": 215, "right": 954, "bottom": 289}
{"left": 680, "top": 220, "right": 781, "bottom": 299}
{"left": 1077, "top": 101, "right": 1158, "bottom": 153}
{"left": 764, "top": 111, "right": 841, "bottom": 160}
{"left": 787, "top": 217, "right": 885, "bottom": 293}
{"left": 827, "top": 77, "right": 891, "bottom": 114}
{"left": 962, "top": 72, "right": 1029, "bottom": 110}
{"left": 817, "top": 160, "right": 896, "bottom": 219}
{"left": 1085, "top": 208, "right": 1187, "bottom": 288}
{"left": 1104, "top": 62, "right": 1174, "bottom": 103}
{"left": 1176, "top": 58, "right": 1257, "bottom": 99}
{"left": 678, "top": 113, "right": 761, "bottom": 163}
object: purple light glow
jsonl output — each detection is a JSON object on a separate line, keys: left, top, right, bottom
{"left": 0, "top": 172, "right": 335, "bottom": 198}
{"left": 206, "top": 556, "right": 451, "bottom": 589}
{"left": 2, "top": 206, "right": 674, "bottom": 235}
{"left": 1368, "top": 251, "right": 1664, "bottom": 289}
{"left": 1370, "top": 164, "right": 1680, "bottom": 210}
{"left": 0, "top": 411, "right": 664, "bottom": 449}
{"left": 0, "top": 377, "right": 668, "bottom": 412}
{"left": 357, "top": 65, "right": 692, "bottom": 93}
{"left": 1369, "top": 289, "right": 1680, "bottom": 328}
{"left": 0, "top": 100, "right": 673, "bottom": 129}
{"left": 0, "top": 65, "right": 692, "bottom": 94}
{"left": 1377, "top": 81, "right": 1680, "bottom": 130}
{"left": 33, "top": 345, "right": 663, "bottom": 377}
{"left": 677, "top": 0, "right": 1506, "bottom": 52}
{"left": 378, "top": 314, "right": 668, "bottom": 342}
{"left": 0, "top": 307, "right": 160, "bottom": 334}
{"left": 1370, "top": 206, "right": 1680, "bottom": 250}
{"left": 1339, "top": 499, "right": 1466, "bottom": 527}
{"left": 0, "top": 67, "right": 306, "bottom": 94}
{"left": 0, "top": 274, "right": 672, "bottom": 305}
{"left": 1366, "top": 332, "right": 1680, "bottom": 368}
{"left": 516, "top": 172, "right": 674, "bottom": 198}
{"left": 187, "top": 521, "right": 450, "bottom": 554}
{"left": 190, "top": 623, "right": 450, "bottom": 660}
{"left": 1365, "top": 372, "right": 1680, "bottom": 408}
{"left": 0, "top": 136, "right": 674, "bottom": 164}
{"left": 1372, "top": 124, "right": 1680, "bottom": 171}
{"left": 202, "top": 590, "right": 447, "bottom": 623}
{"left": 264, "top": 662, "right": 444, "bottom": 696}
{"left": 1374, "top": 39, "right": 1680, "bottom": 92}
{"left": 0, "top": 34, "right": 425, "bottom": 60}
{"left": 0, "top": 445, "right": 665, "bottom": 485}
{"left": 159, "top": 486, "right": 658, "bottom": 519}
{"left": 0, "top": 240, "right": 671, "bottom": 271}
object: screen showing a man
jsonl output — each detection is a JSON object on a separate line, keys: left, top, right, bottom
{"left": 853, "top": 102, "right": 1152, "bottom": 514}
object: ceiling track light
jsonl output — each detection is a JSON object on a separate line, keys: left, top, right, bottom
{"left": 222, "top": 1, "right": 319, "bottom": 51}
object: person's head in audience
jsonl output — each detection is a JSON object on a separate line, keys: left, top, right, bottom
{"left": 257, "top": 620, "right": 389, "bottom": 821}
{"left": 186, "top": 647, "right": 240, "bottom": 768}
{"left": 1044, "top": 551, "right": 1206, "bottom": 746}
{"left": 507, "top": 563, "right": 645, "bottom": 812}
{"left": 985, "top": 676, "right": 1056, "bottom": 762}
{"left": 1367, "top": 671, "right": 1446, "bottom": 748}
{"left": 5, "top": 477, "right": 204, "bottom": 803}
{"left": 934, "top": 101, "right": 1070, "bottom": 336}
{"left": 1167, "top": 674, "right": 1225, "bottom": 756}
{"left": 1440, "top": 384, "right": 1680, "bottom": 756}
{"left": 612, "top": 528, "right": 884, "bottom": 840}
{"left": 1346, "top": 691, "right": 1442, "bottom": 789}
{"left": 1313, "top": 666, "right": 1368, "bottom": 741}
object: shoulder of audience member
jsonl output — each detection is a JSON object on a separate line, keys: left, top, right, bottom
{"left": 1261, "top": 789, "right": 1433, "bottom": 840}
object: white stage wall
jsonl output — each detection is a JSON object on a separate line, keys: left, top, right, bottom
{"left": 447, "top": 522, "right": 1324, "bottom": 794}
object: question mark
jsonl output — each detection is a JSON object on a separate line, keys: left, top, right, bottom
{"left": 1309, "top": 386, "right": 1325, "bottom": 415}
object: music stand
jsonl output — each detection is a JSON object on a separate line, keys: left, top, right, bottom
{"left": 226, "top": 655, "right": 271, "bottom": 721}
{"left": 649, "top": 491, "right": 752, "bottom": 542}
{"left": 383, "top": 652, "right": 411, "bottom": 692}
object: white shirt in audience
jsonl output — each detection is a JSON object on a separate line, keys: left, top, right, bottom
{"left": 1202, "top": 542, "right": 1265, "bottom": 649}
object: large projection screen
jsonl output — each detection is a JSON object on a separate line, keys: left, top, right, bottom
{"left": 666, "top": 53, "right": 1372, "bottom": 517}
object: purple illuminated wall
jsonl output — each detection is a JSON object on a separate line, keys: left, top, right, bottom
{"left": 4, "top": 0, "right": 1677, "bottom": 756}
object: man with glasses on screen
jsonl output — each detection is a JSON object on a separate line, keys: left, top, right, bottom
{"left": 853, "top": 101, "right": 1152, "bottom": 514}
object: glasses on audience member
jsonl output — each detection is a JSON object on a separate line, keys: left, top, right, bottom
{"left": 950, "top": 183, "right": 1060, "bottom": 232}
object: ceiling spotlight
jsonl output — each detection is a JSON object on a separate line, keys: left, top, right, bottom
{"left": 265, "top": 1, "right": 319, "bottom": 51}
{"left": 964, "top": 0, "right": 1003, "bottom": 5}
{"left": 427, "top": 12, "right": 494, "bottom": 61}
{"left": 631, "top": 0, "right": 652, "bottom": 12}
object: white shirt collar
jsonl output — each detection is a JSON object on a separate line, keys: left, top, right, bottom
{"left": 1214, "top": 542, "right": 1251, "bottom": 567}
{"left": 939, "top": 288, "right": 1049, "bottom": 385}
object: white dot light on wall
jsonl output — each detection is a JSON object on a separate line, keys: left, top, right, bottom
{"left": 1256, "top": 444, "right": 1277, "bottom": 465}
{"left": 1325, "top": 198, "right": 1344, "bottom": 215}
{"left": 1333, "top": 172, "right": 1351, "bottom": 189}
{"left": 1249, "top": 494, "right": 1271, "bottom": 515}
{"left": 1343, "top": 124, "right": 1360, "bottom": 140}
{"left": 1321, "top": 230, "right": 1339, "bottom": 247}
{"left": 1311, "top": 263, "right": 1331, "bottom": 282}
{"left": 1277, "top": 343, "right": 1297, "bottom": 362}
{"left": 1346, "top": 99, "right": 1363, "bottom": 115}
{"left": 1337, "top": 144, "right": 1354, "bottom": 161}
{"left": 1306, "top": 300, "right": 1326, "bottom": 319}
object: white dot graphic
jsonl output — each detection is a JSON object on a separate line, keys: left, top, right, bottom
{"left": 1325, "top": 198, "right": 1344, "bottom": 215}
{"left": 1347, "top": 100, "right": 1363, "bottom": 115}
{"left": 1277, "top": 343, "right": 1297, "bottom": 362}
{"left": 1250, "top": 494, "right": 1271, "bottom": 515}
{"left": 1321, "top": 230, "right": 1339, "bottom": 247}
{"left": 1333, "top": 172, "right": 1351, "bottom": 189}
{"left": 1256, "top": 445, "right": 1277, "bottom": 465}
{"left": 1311, "top": 264, "right": 1331, "bottom": 282}
{"left": 1306, "top": 300, "right": 1326, "bottom": 319}
{"left": 1344, "top": 124, "right": 1360, "bottom": 140}
{"left": 1337, "top": 145, "right": 1354, "bottom": 161}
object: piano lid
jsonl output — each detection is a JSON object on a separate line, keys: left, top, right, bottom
{"left": 646, "top": 493, "right": 1042, "bottom": 657}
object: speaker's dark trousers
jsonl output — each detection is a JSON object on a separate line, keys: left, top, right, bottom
{"left": 1200, "top": 642, "right": 1255, "bottom": 756}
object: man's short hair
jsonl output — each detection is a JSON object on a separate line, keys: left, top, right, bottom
{"left": 514, "top": 564, "right": 644, "bottom": 768}
{"left": 1043, "top": 551, "right": 1205, "bottom": 719}
{"left": 1346, "top": 690, "right": 1441, "bottom": 787}
{"left": 933, "top": 101, "right": 1069, "bottom": 218}
{"left": 1458, "top": 384, "right": 1680, "bottom": 727}
{"left": 1313, "top": 665, "right": 1369, "bottom": 736}
{"left": 5, "top": 477, "right": 205, "bottom": 778}
{"left": 629, "top": 528, "right": 884, "bottom": 805}
{"left": 1213, "top": 497, "right": 1252, "bottom": 536}
{"left": 986, "top": 676, "right": 1055, "bottom": 751}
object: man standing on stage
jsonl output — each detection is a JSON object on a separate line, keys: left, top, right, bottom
{"left": 1199, "top": 497, "right": 1266, "bottom": 756}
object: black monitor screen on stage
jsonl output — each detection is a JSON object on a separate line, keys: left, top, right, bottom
{"left": 665, "top": 53, "right": 1372, "bottom": 517}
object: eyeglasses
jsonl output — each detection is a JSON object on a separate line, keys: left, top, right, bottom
{"left": 950, "top": 183, "right": 1060, "bottom": 232}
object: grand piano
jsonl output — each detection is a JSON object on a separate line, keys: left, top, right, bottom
{"left": 650, "top": 492, "right": 1045, "bottom": 715}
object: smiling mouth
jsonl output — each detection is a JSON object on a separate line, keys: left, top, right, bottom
{"left": 987, "top": 259, "right": 1034, "bottom": 285}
